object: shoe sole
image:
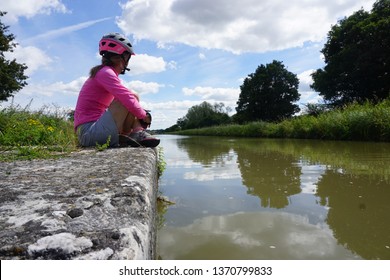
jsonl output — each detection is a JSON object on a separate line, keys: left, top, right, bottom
{"left": 140, "top": 138, "right": 160, "bottom": 148}
{"left": 118, "top": 134, "right": 142, "bottom": 147}
{"left": 119, "top": 134, "right": 160, "bottom": 148}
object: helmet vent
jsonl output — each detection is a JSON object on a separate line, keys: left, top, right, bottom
{"left": 108, "top": 43, "right": 117, "bottom": 48}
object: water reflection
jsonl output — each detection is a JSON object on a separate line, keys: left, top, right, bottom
{"left": 176, "top": 136, "right": 233, "bottom": 167}
{"left": 235, "top": 143, "right": 301, "bottom": 208}
{"left": 158, "top": 212, "right": 358, "bottom": 260}
{"left": 317, "top": 170, "right": 390, "bottom": 259}
{"left": 158, "top": 135, "right": 390, "bottom": 259}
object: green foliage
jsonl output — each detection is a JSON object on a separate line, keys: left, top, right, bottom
{"left": 174, "top": 101, "right": 231, "bottom": 130}
{"left": 95, "top": 135, "right": 111, "bottom": 152}
{"left": 311, "top": 0, "right": 390, "bottom": 107}
{"left": 0, "top": 104, "right": 78, "bottom": 160}
{"left": 276, "top": 100, "right": 390, "bottom": 141}
{"left": 174, "top": 122, "right": 276, "bottom": 138}
{"left": 235, "top": 60, "right": 300, "bottom": 123}
{"left": 157, "top": 146, "right": 166, "bottom": 178}
{"left": 175, "top": 99, "right": 390, "bottom": 142}
{"left": 0, "top": 11, "right": 28, "bottom": 102}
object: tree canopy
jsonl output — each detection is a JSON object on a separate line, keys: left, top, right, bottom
{"left": 311, "top": 0, "right": 390, "bottom": 107}
{"left": 0, "top": 11, "right": 28, "bottom": 102}
{"left": 235, "top": 60, "right": 300, "bottom": 123}
{"left": 168, "top": 101, "right": 231, "bottom": 131}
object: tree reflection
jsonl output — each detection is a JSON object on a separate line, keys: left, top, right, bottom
{"left": 176, "top": 136, "right": 232, "bottom": 166}
{"left": 316, "top": 170, "right": 390, "bottom": 259}
{"left": 235, "top": 142, "right": 302, "bottom": 209}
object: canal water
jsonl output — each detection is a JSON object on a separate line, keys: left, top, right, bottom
{"left": 156, "top": 135, "right": 390, "bottom": 260}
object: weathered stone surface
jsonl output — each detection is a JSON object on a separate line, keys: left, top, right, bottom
{"left": 0, "top": 147, "right": 158, "bottom": 260}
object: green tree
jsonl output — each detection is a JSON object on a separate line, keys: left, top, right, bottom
{"left": 176, "top": 101, "right": 231, "bottom": 130}
{"left": 311, "top": 0, "right": 390, "bottom": 107}
{"left": 235, "top": 60, "right": 300, "bottom": 123}
{"left": 0, "top": 11, "right": 28, "bottom": 102}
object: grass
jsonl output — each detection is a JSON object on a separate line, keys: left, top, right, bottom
{"left": 175, "top": 99, "right": 390, "bottom": 142}
{"left": 0, "top": 104, "right": 168, "bottom": 180}
{"left": 0, "top": 104, "right": 78, "bottom": 161}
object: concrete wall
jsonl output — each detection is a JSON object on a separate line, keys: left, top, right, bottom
{"left": 0, "top": 147, "right": 158, "bottom": 260}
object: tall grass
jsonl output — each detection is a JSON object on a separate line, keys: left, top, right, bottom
{"left": 176, "top": 99, "right": 390, "bottom": 142}
{"left": 0, "top": 104, "right": 78, "bottom": 161}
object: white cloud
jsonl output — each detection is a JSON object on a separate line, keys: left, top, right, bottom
{"left": 2, "top": 0, "right": 68, "bottom": 23}
{"left": 297, "top": 69, "right": 322, "bottom": 105}
{"left": 117, "top": 0, "right": 376, "bottom": 54}
{"left": 143, "top": 100, "right": 200, "bottom": 111}
{"left": 299, "top": 91, "right": 322, "bottom": 106}
{"left": 20, "top": 76, "right": 87, "bottom": 97}
{"left": 129, "top": 54, "right": 172, "bottom": 75}
{"left": 183, "top": 86, "right": 240, "bottom": 101}
{"left": 4, "top": 45, "right": 53, "bottom": 76}
{"left": 298, "top": 69, "right": 315, "bottom": 92}
{"left": 122, "top": 80, "right": 164, "bottom": 95}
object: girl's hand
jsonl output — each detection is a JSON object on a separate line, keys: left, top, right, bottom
{"left": 140, "top": 110, "right": 152, "bottom": 129}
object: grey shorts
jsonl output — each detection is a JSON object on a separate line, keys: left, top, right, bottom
{"left": 76, "top": 110, "right": 119, "bottom": 147}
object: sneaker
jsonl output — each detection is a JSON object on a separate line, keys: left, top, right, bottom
{"left": 118, "top": 134, "right": 142, "bottom": 147}
{"left": 128, "top": 129, "right": 160, "bottom": 148}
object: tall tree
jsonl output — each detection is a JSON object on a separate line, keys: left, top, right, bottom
{"left": 311, "top": 0, "right": 390, "bottom": 107}
{"left": 0, "top": 11, "right": 28, "bottom": 102}
{"left": 235, "top": 60, "right": 300, "bottom": 123}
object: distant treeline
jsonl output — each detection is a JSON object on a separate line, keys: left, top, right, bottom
{"left": 170, "top": 99, "right": 390, "bottom": 142}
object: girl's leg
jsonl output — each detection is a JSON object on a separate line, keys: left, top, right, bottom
{"left": 108, "top": 99, "right": 139, "bottom": 134}
{"left": 108, "top": 100, "right": 135, "bottom": 134}
{"left": 108, "top": 99, "right": 160, "bottom": 147}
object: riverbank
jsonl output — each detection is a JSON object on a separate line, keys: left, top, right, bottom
{"left": 0, "top": 147, "right": 158, "bottom": 260}
{"left": 173, "top": 100, "right": 390, "bottom": 142}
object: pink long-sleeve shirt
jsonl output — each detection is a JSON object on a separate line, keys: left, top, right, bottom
{"left": 74, "top": 66, "right": 146, "bottom": 130}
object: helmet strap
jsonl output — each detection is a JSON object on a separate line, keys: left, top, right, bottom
{"left": 120, "top": 53, "right": 131, "bottom": 75}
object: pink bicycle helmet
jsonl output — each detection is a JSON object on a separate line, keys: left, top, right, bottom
{"left": 99, "top": 33, "right": 135, "bottom": 56}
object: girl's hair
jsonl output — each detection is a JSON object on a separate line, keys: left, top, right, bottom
{"left": 89, "top": 52, "right": 128, "bottom": 78}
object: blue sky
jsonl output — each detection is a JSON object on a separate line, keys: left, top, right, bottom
{"left": 2, "top": 0, "right": 376, "bottom": 129}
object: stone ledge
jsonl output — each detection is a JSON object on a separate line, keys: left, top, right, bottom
{"left": 0, "top": 147, "right": 158, "bottom": 260}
